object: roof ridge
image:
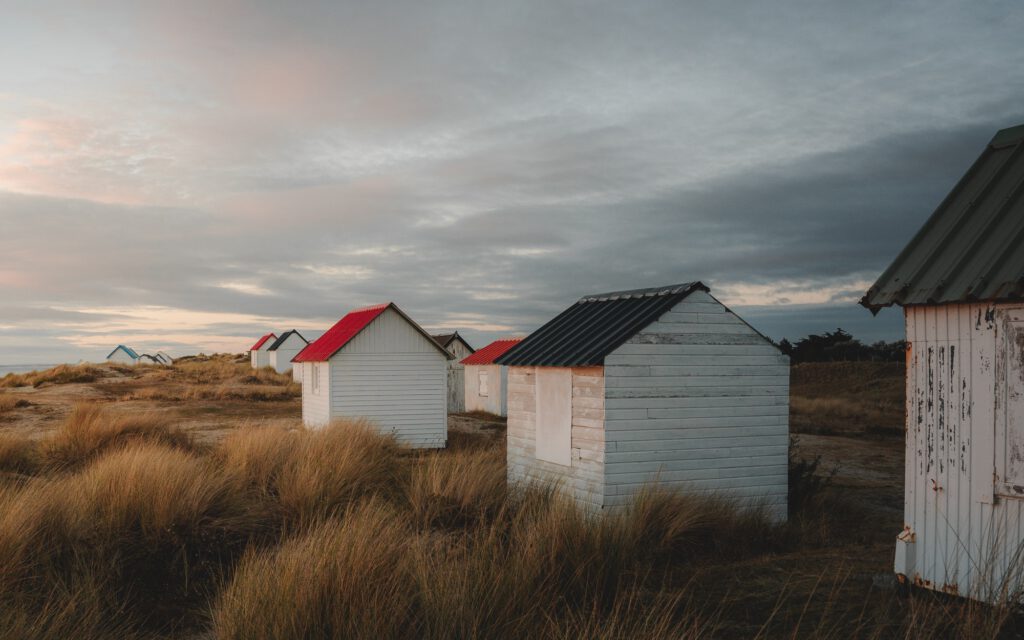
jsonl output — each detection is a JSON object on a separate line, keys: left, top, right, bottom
{"left": 579, "top": 281, "right": 706, "bottom": 303}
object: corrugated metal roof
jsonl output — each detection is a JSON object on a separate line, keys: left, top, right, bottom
{"left": 293, "top": 303, "right": 452, "bottom": 363}
{"left": 461, "top": 338, "right": 522, "bottom": 365}
{"left": 249, "top": 333, "right": 276, "bottom": 351}
{"left": 495, "top": 282, "right": 708, "bottom": 367}
{"left": 267, "top": 329, "right": 308, "bottom": 351}
{"left": 107, "top": 344, "right": 139, "bottom": 359}
{"left": 861, "top": 124, "right": 1024, "bottom": 311}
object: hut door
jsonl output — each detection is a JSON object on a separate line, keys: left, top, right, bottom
{"left": 996, "top": 308, "right": 1024, "bottom": 496}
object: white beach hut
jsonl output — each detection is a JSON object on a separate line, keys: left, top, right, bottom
{"left": 292, "top": 303, "right": 452, "bottom": 448}
{"left": 432, "top": 332, "right": 475, "bottom": 413}
{"left": 461, "top": 338, "right": 521, "bottom": 417}
{"left": 267, "top": 330, "right": 308, "bottom": 376}
{"left": 249, "top": 333, "right": 276, "bottom": 369}
{"left": 155, "top": 351, "right": 173, "bottom": 365}
{"left": 495, "top": 282, "right": 790, "bottom": 518}
{"left": 106, "top": 345, "right": 139, "bottom": 365}
{"left": 861, "top": 123, "right": 1024, "bottom": 602}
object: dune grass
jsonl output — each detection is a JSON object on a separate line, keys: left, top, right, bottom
{"left": 0, "top": 395, "right": 31, "bottom": 412}
{"left": 0, "top": 363, "right": 113, "bottom": 389}
{"left": 0, "top": 358, "right": 1020, "bottom": 638}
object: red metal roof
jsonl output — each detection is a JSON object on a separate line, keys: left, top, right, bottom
{"left": 249, "top": 333, "right": 276, "bottom": 351}
{"left": 291, "top": 304, "right": 390, "bottom": 363}
{"left": 461, "top": 338, "right": 522, "bottom": 365}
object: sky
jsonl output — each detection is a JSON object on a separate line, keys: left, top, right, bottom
{"left": 1, "top": 1, "right": 1022, "bottom": 364}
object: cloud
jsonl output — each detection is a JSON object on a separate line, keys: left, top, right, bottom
{"left": 1, "top": 1, "right": 1023, "bottom": 362}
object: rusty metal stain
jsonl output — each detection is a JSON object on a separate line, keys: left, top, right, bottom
{"left": 931, "top": 478, "right": 943, "bottom": 492}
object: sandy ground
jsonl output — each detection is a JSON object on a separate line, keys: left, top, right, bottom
{"left": 0, "top": 372, "right": 906, "bottom": 524}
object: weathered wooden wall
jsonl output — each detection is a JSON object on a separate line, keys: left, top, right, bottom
{"left": 506, "top": 366, "right": 606, "bottom": 509}
{"left": 250, "top": 349, "right": 271, "bottom": 369}
{"left": 603, "top": 290, "right": 789, "bottom": 520}
{"left": 444, "top": 339, "right": 473, "bottom": 413}
{"left": 900, "top": 302, "right": 1024, "bottom": 601}
{"left": 327, "top": 308, "right": 448, "bottom": 448}
{"left": 464, "top": 363, "right": 507, "bottom": 416}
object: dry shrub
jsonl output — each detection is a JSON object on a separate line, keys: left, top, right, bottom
{"left": 407, "top": 446, "right": 506, "bottom": 528}
{"left": 0, "top": 433, "right": 38, "bottom": 476}
{"left": 39, "top": 403, "right": 193, "bottom": 471}
{"left": 0, "top": 443, "right": 265, "bottom": 635}
{"left": 0, "top": 363, "right": 110, "bottom": 389}
{"left": 213, "top": 500, "right": 416, "bottom": 640}
{"left": 0, "top": 395, "right": 30, "bottom": 412}
{"left": 216, "top": 420, "right": 406, "bottom": 527}
{"left": 122, "top": 383, "right": 299, "bottom": 402}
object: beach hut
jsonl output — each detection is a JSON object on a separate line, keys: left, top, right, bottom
{"left": 293, "top": 303, "right": 452, "bottom": 448}
{"left": 155, "top": 351, "right": 173, "bottom": 365}
{"left": 432, "top": 332, "right": 475, "bottom": 413}
{"left": 267, "top": 330, "right": 309, "bottom": 376}
{"left": 861, "top": 123, "right": 1024, "bottom": 602}
{"left": 461, "top": 338, "right": 522, "bottom": 416}
{"left": 249, "top": 333, "right": 276, "bottom": 369}
{"left": 495, "top": 282, "right": 789, "bottom": 517}
{"left": 106, "top": 345, "right": 139, "bottom": 365}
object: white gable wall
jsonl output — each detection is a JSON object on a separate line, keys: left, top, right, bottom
{"left": 464, "top": 364, "right": 509, "bottom": 416}
{"left": 603, "top": 290, "right": 789, "bottom": 520}
{"left": 327, "top": 308, "right": 448, "bottom": 448}
{"left": 269, "top": 333, "right": 307, "bottom": 374}
{"left": 107, "top": 349, "right": 137, "bottom": 365}
{"left": 251, "top": 348, "right": 271, "bottom": 369}
{"left": 898, "top": 302, "right": 1024, "bottom": 601}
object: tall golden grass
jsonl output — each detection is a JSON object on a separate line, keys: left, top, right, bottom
{"left": 0, "top": 363, "right": 111, "bottom": 388}
{"left": 0, "top": 388, "right": 1019, "bottom": 638}
{"left": 0, "top": 394, "right": 30, "bottom": 412}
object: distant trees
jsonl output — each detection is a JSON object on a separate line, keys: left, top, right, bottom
{"left": 776, "top": 328, "right": 906, "bottom": 363}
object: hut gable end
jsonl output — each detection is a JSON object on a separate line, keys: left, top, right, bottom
{"left": 603, "top": 290, "right": 789, "bottom": 517}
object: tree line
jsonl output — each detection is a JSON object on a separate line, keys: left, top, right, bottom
{"left": 775, "top": 328, "right": 905, "bottom": 363}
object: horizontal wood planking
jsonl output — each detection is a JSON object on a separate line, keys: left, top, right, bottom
{"left": 506, "top": 366, "right": 606, "bottom": 509}
{"left": 603, "top": 291, "right": 788, "bottom": 520}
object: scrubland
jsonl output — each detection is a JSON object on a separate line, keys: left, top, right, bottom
{"left": 0, "top": 359, "right": 1019, "bottom": 638}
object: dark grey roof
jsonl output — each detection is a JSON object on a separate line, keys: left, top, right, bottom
{"left": 431, "top": 331, "right": 475, "bottom": 354}
{"left": 496, "top": 282, "right": 709, "bottom": 367}
{"left": 267, "top": 329, "right": 308, "bottom": 351}
{"left": 861, "top": 124, "right": 1024, "bottom": 312}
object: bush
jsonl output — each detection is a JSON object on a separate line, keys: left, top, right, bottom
{"left": 38, "top": 403, "right": 194, "bottom": 471}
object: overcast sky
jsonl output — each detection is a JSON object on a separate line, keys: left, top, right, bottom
{"left": 1, "top": 1, "right": 1022, "bottom": 364}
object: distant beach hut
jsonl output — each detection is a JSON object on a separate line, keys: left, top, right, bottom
{"left": 861, "top": 123, "right": 1024, "bottom": 602}
{"left": 106, "top": 345, "right": 139, "bottom": 365}
{"left": 155, "top": 351, "right": 173, "bottom": 365}
{"left": 267, "top": 330, "right": 309, "bottom": 376}
{"left": 496, "top": 282, "right": 789, "bottom": 517}
{"left": 249, "top": 333, "right": 276, "bottom": 369}
{"left": 137, "top": 354, "right": 161, "bottom": 365}
{"left": 293, "top": 303, "right": 451, "bottom": 448}
{"left": 432, "top": 332, "right": 475, "bottom": 413}
{"left": 461, "top": 338, "right": 522, "bottom": 416}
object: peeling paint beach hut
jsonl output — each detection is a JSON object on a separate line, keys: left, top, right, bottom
{"left": 267, "top": 330, "right": 308, "bottom": 376}
{"left": 249, "top": 333, "right": 276, "bottom": 369}
{"left": 496, "top": 282, "right": 789, "bottom": 517}
{"left": 432, "top": 332, "right": 475, "bottom": 413}
{"left": 293, "top": 303, "right": 451, "bottom": 448}
{"left": 461, "top": 338, "right": 521, "bottom": 416}
{"left": 106, "top": 345, "right": 139, "bottom": 365}
{"left": 861, "top": 124, "right": 1024, "bottom": 602}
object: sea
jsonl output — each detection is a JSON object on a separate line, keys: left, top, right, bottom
{"left": 0, "top": 364, "right": 58, "bottom": 378}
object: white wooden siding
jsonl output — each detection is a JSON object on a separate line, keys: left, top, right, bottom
{"left": 269, "top": 333, "right": 306, "bottom": 374}
{"left": 251, "top": 349, "right": 271, "bottom": 369}
{"left": 108, "top": 349, "right": 137, "bottom": 365}
{"left": 325, "top": 308, "right": 448, "bottom": 448}
{"left": 301, "top": 362, "right": 330, "bottom": 427}
{"left": 604, "top": 290, "right": 789, "bottom": 520}
{"left": 465, "top": 364, "right": 507, "bottom": 416}
{"left": 507, "top": 366, "right": 605, "bottom": 510}
{"left": 900, "top": 302, "right": 1024, "bottom": 601}
{"left": 443, "top": 339, "right": 472, "bottom": 413}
